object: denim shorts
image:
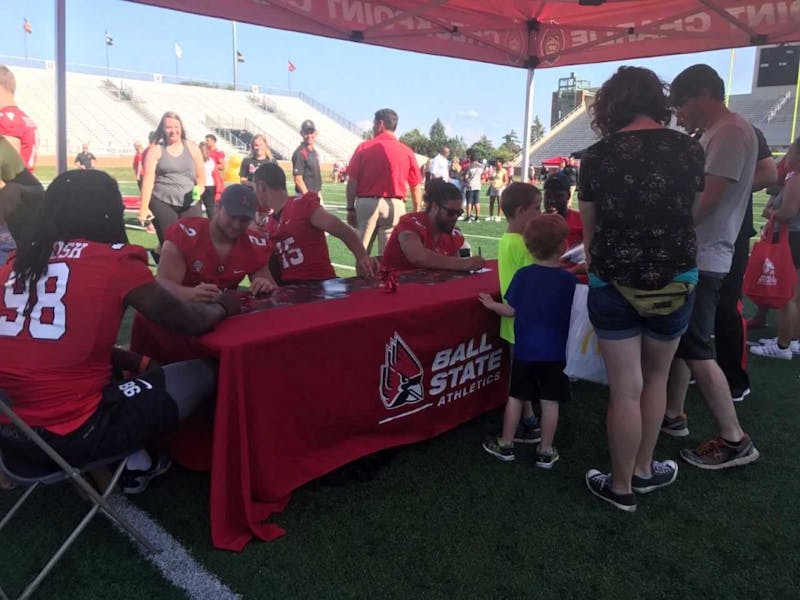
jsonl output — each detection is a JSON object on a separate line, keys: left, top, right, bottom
{"left": 588, "top": 283, "right": 695, "bottom": 341}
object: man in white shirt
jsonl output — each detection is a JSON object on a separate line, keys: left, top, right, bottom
{"left": 430, "top": 145, "right": 450, "bottom": 180}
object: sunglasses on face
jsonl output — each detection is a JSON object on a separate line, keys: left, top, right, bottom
{"left": 436, "top": 204, "right": 464, "bottom": 218}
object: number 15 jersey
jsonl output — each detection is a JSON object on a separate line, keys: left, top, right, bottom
{"left": 0, "top": 241, "right": 154, "bottom": 434}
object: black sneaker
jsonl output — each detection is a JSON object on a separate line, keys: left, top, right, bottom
{"left": 535, "top": 446, "right": 559, "bottom": 469}
{"left": 513, "top": 422, "right": 542, "bottom": 444}
{"left": 631, "top": 460, "right": 678, "bottom": 493}
{"left": 661, "top": 413, "right": 689, "bottom": 437}
{"left": 121, "top": 453, "right": 172, "bottom": 494}
{"left": 585, "top": 470, "right": 636, "bottom": 512}
{"left": 680, "top": 435, "right": 760, "bottom": 470}
{"left": 731, "top": 387, "right": 751, "bottom": 402}
{"left": 481, "top": 436, "right": 515, "bottom": 462}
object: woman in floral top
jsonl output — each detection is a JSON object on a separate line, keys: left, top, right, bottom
{"left": 579, "top": 67, "right": 705, "bottom": 512}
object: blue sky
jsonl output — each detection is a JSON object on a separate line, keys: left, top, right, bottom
{"left": 0, "top": 0, "right": 759, "bottom": 146}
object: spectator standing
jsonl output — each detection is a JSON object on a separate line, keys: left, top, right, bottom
{"left": 463, "top": 153, "right": 484, "bottom": 222}
{"left": 345, "top": 108, "right": 423, "bottom": 255}
{"left": 205, "top": 133, "right": 226, "bottom": 175}
{"left": 561, "top": 157, "right": 578, "bottom": 204}
{"left": 480, "top": 213, "right": 576, "bottom": 467}
{"left": 133, "top": 142, "right": 144, "bottom": 190}
{"left": 198, "top": 142, "right": 217, "bottom": 218}
{"left": 381, "top": 180, "right": 484, "bottom": 272}
{"left": 663, "top": 64, "right": 759, "bottom": 470}
{"left": 486, "top": 158, "right": 508, "bottom": 221}
{"left": 580, "top": 66, "right": 705, "bottom": 511}
{"left": 74, "top": 143, "right": 96, "bottom": 170}
{"left": 138, "top": 111, "right": 205, "bottom": 246}
{"left": 239, "top": 134, "right": 274, "bottom": 188}
{"left": 430, "top": 145, "right": 450, "bottom": 180}
{"left": 0, "top": 66, "right": 38, "bottom": 173}
{"left": 292, "top": 119, "right": 322, "bottom": 199}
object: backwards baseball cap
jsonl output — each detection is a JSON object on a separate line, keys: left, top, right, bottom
{"left": 543, "top": 173, "right": 571, "bottom": 193}
{"left": 300, "top": 119, "right": 316, "bottom": 134}
{"left": 220, "top": 184, "right": 257, "bottom": 219}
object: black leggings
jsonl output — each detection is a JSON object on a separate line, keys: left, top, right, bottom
{"left": 150, "top": 197, "right": 203, "bottom": 245}
{"left": 201, "top": 186, "right": 216, "bottom": 219}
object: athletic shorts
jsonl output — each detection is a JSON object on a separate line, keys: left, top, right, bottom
{"left": 588, "top": 283, "right": 695, "bottom": 341}
{"left": 509, "top": 359, "right": 571, "bottom": 403}
{"left": 675, "top": 273, "right": 724, "bottom": 361}
{"left": 790, "top": 231, "right": 800, "bottom": 269}
{"left": 0, "top": 367, "right": 178, "bottom": 468}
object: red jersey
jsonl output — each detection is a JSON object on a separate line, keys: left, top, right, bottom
{"left": 132, "top": 151, "right": 143, "bottom": 179}
{"left": 381, "top": 212, "right": 465, "bottom": 271}
{"left": 165, "top": 217, "right": 270, "bottom": 290}
{"left": 259, "top": 193, "right": 335, "bottom": 282}
{"left": 209, "top": 149, "right": 226, "bottom": 170}
{"left": 348, "top": 132, "right": 422, "bottom": 198}
{"left": 0, "top": 241, "right": 153, "bottom": 433}
{"left": 0, "top": 105, "right": 38, "bottom": 171}
{"left": 565, "top": 209, "right": 584, "bottom": 249}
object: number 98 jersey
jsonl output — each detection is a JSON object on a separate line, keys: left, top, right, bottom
{"left": 0, "top": 241, "right": 154, "bottom": 434}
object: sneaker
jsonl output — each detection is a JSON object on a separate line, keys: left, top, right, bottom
{"left": 513, "top": 422, "right": 542, "bottom": 444}
{"left": 661, "top": 413, "right": 689, "bottom": 437}
{"left": 631, "top": 460, "right": 678, "bottom": 493}
{"left": 471, "top": 216, "right": 478, "bottom": 222}
{"left": 757, "top": 338, "right": 800, "bottom": 354}
{"left": 680, "top": 435, "right": 760, "bottom": 470}
{"left": 750, "top": 340, "right": 792, "bottom": 360}
{"left": 494, "top": 216, "right": 502, "bottom": 222}
{"left": 481, "top": 436, "right": 515, "bottom": 462}
{"left": 731, "top": 387, "right": 751, "bottom": 402}
{"left": 121, "top": 453, "right": 172, "bottom": 494}
{"left": 535, "top": 446, "right": 560, "bottom": 469}
{"left": 585, "top": 470, "right": 636, "bottom": 512}
{"left": 484, "top": 216, "right": 493, "bottom": 222}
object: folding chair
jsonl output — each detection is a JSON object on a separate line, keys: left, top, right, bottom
{"left": 0, "top": 391, "right": 159, "bottom": 600}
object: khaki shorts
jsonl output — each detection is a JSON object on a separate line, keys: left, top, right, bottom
{"left": 355, "top": 197, "right": 406, "bottom": 255}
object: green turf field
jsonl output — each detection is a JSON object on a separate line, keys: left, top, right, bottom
{"left": 2, "top": 170, "right": 796, "bottom": 599}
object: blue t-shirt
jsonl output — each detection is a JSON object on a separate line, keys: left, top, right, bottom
{"left": 505, "top": 264, "right": 577, "bottom": 362}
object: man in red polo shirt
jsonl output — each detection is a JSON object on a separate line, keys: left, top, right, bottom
{"left": 254, "top": 163, "right": 379, "bottom": 282}
{"left": 346, "top": 108, "right": 423, "bottom": 256}
{"left": 382, "top": 180, "right": 486, "bottom": 272}
{"left": 0, "top": 66, "right": 37, "bottom": 173}
{"left": 156, "top": 184, "right": 276, "bottom": 302}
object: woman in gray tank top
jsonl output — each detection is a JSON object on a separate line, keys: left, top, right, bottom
{"left": 139, "top": 111, "right": 204, "bottom": 245}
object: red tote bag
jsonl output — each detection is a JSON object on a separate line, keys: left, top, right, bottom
{"left": 743, "top": 218, "right": 798, "bottom": 309}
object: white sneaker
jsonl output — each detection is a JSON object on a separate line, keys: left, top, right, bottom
{"left": 758, "top": 338, "right": 800, "bottom": 354}
{"left": 750, "top": 340, "right": 793, "bottom": 360}
{"left": 484, "top": 216, "right": 493, "bottom": 222}
{"left": 494, "top": 216, "right": 502, "bottom": 222}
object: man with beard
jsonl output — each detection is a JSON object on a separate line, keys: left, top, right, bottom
{"left": 156, "top": 184, "right": 277, "bottom": 302}
{"left": 543, "top": 173, "right": 583, "bottom": 248}
{"left": 382, "top": 179, "right": 486, "bottom": 272}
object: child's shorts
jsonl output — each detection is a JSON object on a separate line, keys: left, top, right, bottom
{"left": 509, "top": 359, "right": 571, "bottom": 403}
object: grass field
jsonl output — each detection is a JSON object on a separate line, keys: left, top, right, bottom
{"left": 2, "top": 169, "right": 798, "bottom": 599}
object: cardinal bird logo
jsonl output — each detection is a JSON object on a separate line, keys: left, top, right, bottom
{"left": 380, "top": 333, "right": 424, "bottom": 410}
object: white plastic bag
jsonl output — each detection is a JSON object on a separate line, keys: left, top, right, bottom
{"left": 564, "top": 285, "right": 608, "bottom": 385}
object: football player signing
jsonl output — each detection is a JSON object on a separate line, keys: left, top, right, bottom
{"left": 381, "top": 179, "right": 486, "bottom": 272}
{"left": 252, "top": 163, "right": 379, "bottom": 282}
{"left": 156, "top": 184, "right": 277, "bottom": 302}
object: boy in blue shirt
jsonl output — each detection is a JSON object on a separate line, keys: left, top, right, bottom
{"left": 479, "top": 213, "right": 577, "bottom": 468}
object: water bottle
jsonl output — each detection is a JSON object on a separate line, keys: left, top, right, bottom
{"left": 191, "top": 185, "right": 202, "bottom": 202}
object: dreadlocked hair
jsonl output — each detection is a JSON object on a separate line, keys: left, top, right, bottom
{"left": 13, "top": 169, "right": 128, "bottom": 316}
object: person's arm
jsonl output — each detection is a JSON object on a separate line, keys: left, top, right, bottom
{"left": 310, "top": 206, "right": 378, "bottom": 277}
{"left": 409, "top": 183, "right": 422, "bottom": 212}
{"left": 752, "top": 156, "right": 778, "bottom": 192}
{"left": 125, "top": 281, "right": 238, "bottom": 337}
{"left": 5, "top": 137, "right": 21, "bottom": 155}
{"left": 770, "top": 176, "right": 800, "bottom": 222}
{"left": 294, "top": 175, "right": 308, "bottom": 195}
{"left": 89, "top": 154, "right": 96, "bottom": 168}
{"left": 187, "top": 142, "right": 205, "bottom": 188}
{"left": 693, "top": 174, "right": 731, "bottom": 225}
{"left": 478, "top": 292, "right": 515, "bottom": 317}
{"left": 578, "top": 200, "right": 595, "bottom": 270}
{"left": 155, "top": 240, "right": 220, "bottom": 303}
{"left": 345, "top": 176, "right": 358, "bottom": 227}
{"left": 139, "top": 145, "right": 161, "bottom": 225}
{"left": 248, "top": 264, "right": 278, "bottom": 295}
{"left": 398, "top": 230, "right": 484, "bottom": 272}
{"left": 0, "top": 168, "right": 44, "bottom": 224}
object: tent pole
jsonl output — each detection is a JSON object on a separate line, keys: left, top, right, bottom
{"left": 521, "top": 67, "right": 535, "bottom": 183}
{"left": 791, "top": 58, "right": 800, "bottom": 144}
{"left": 55, "top": 0, "right": 67, "bottom": 174}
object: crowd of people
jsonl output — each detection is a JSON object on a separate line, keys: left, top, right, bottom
{"left": 0, "top": 60, "right": 796, "bottom": 512}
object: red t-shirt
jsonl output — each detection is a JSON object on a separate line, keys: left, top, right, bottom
{"left": 565, "top": 209, "right": 584, "bottom": 249}
{"left": 0, "top": 241, "right": 153, "bottom": 433}
{"left": 381, "top": 212, "right": 465, "bottom": 271}
{"left": 259, "top": 193, "right": 335, "bottom": 282}
{"left": 348, "top": 132, "right": 422, "bottom": 198}
{"left": 132, "top": 151, "right": 143, "bottom": 178}
{"left": 0, "top": 105, "right": 38, "bottom": 171}
{"left": 209, "top": 149, "right": 226, "bottom": 169}
{"left": 165, "top": 217, "right": 270, "bottom": 289}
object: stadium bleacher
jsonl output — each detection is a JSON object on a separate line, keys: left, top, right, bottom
{"left": 10, "top": 65, "right": 365, "bottom": 163}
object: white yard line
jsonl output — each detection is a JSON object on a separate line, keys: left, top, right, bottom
{"left": 107, "top": 495, "right": 241, "bottom": 600}
{"left": 332, "top": 262, "right": 355, "bottom": 270}
{"left": 462, "top": 233, "right": 500, "bottom": 241}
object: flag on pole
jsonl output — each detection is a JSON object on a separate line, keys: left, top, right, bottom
{"left": 174, "top": 42, "right": 183, "bottom": 59}
{"left": 288, "top": 60, "right": 296, "bottom": 72}
{"left": 236, "top": 50, "right": 245, "bottom": 63}
{"left": 105, "top": 32, "right": 113, "bottom": 46}
{"left": 23, "top": 18, "right": 32, "bottom": 34}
